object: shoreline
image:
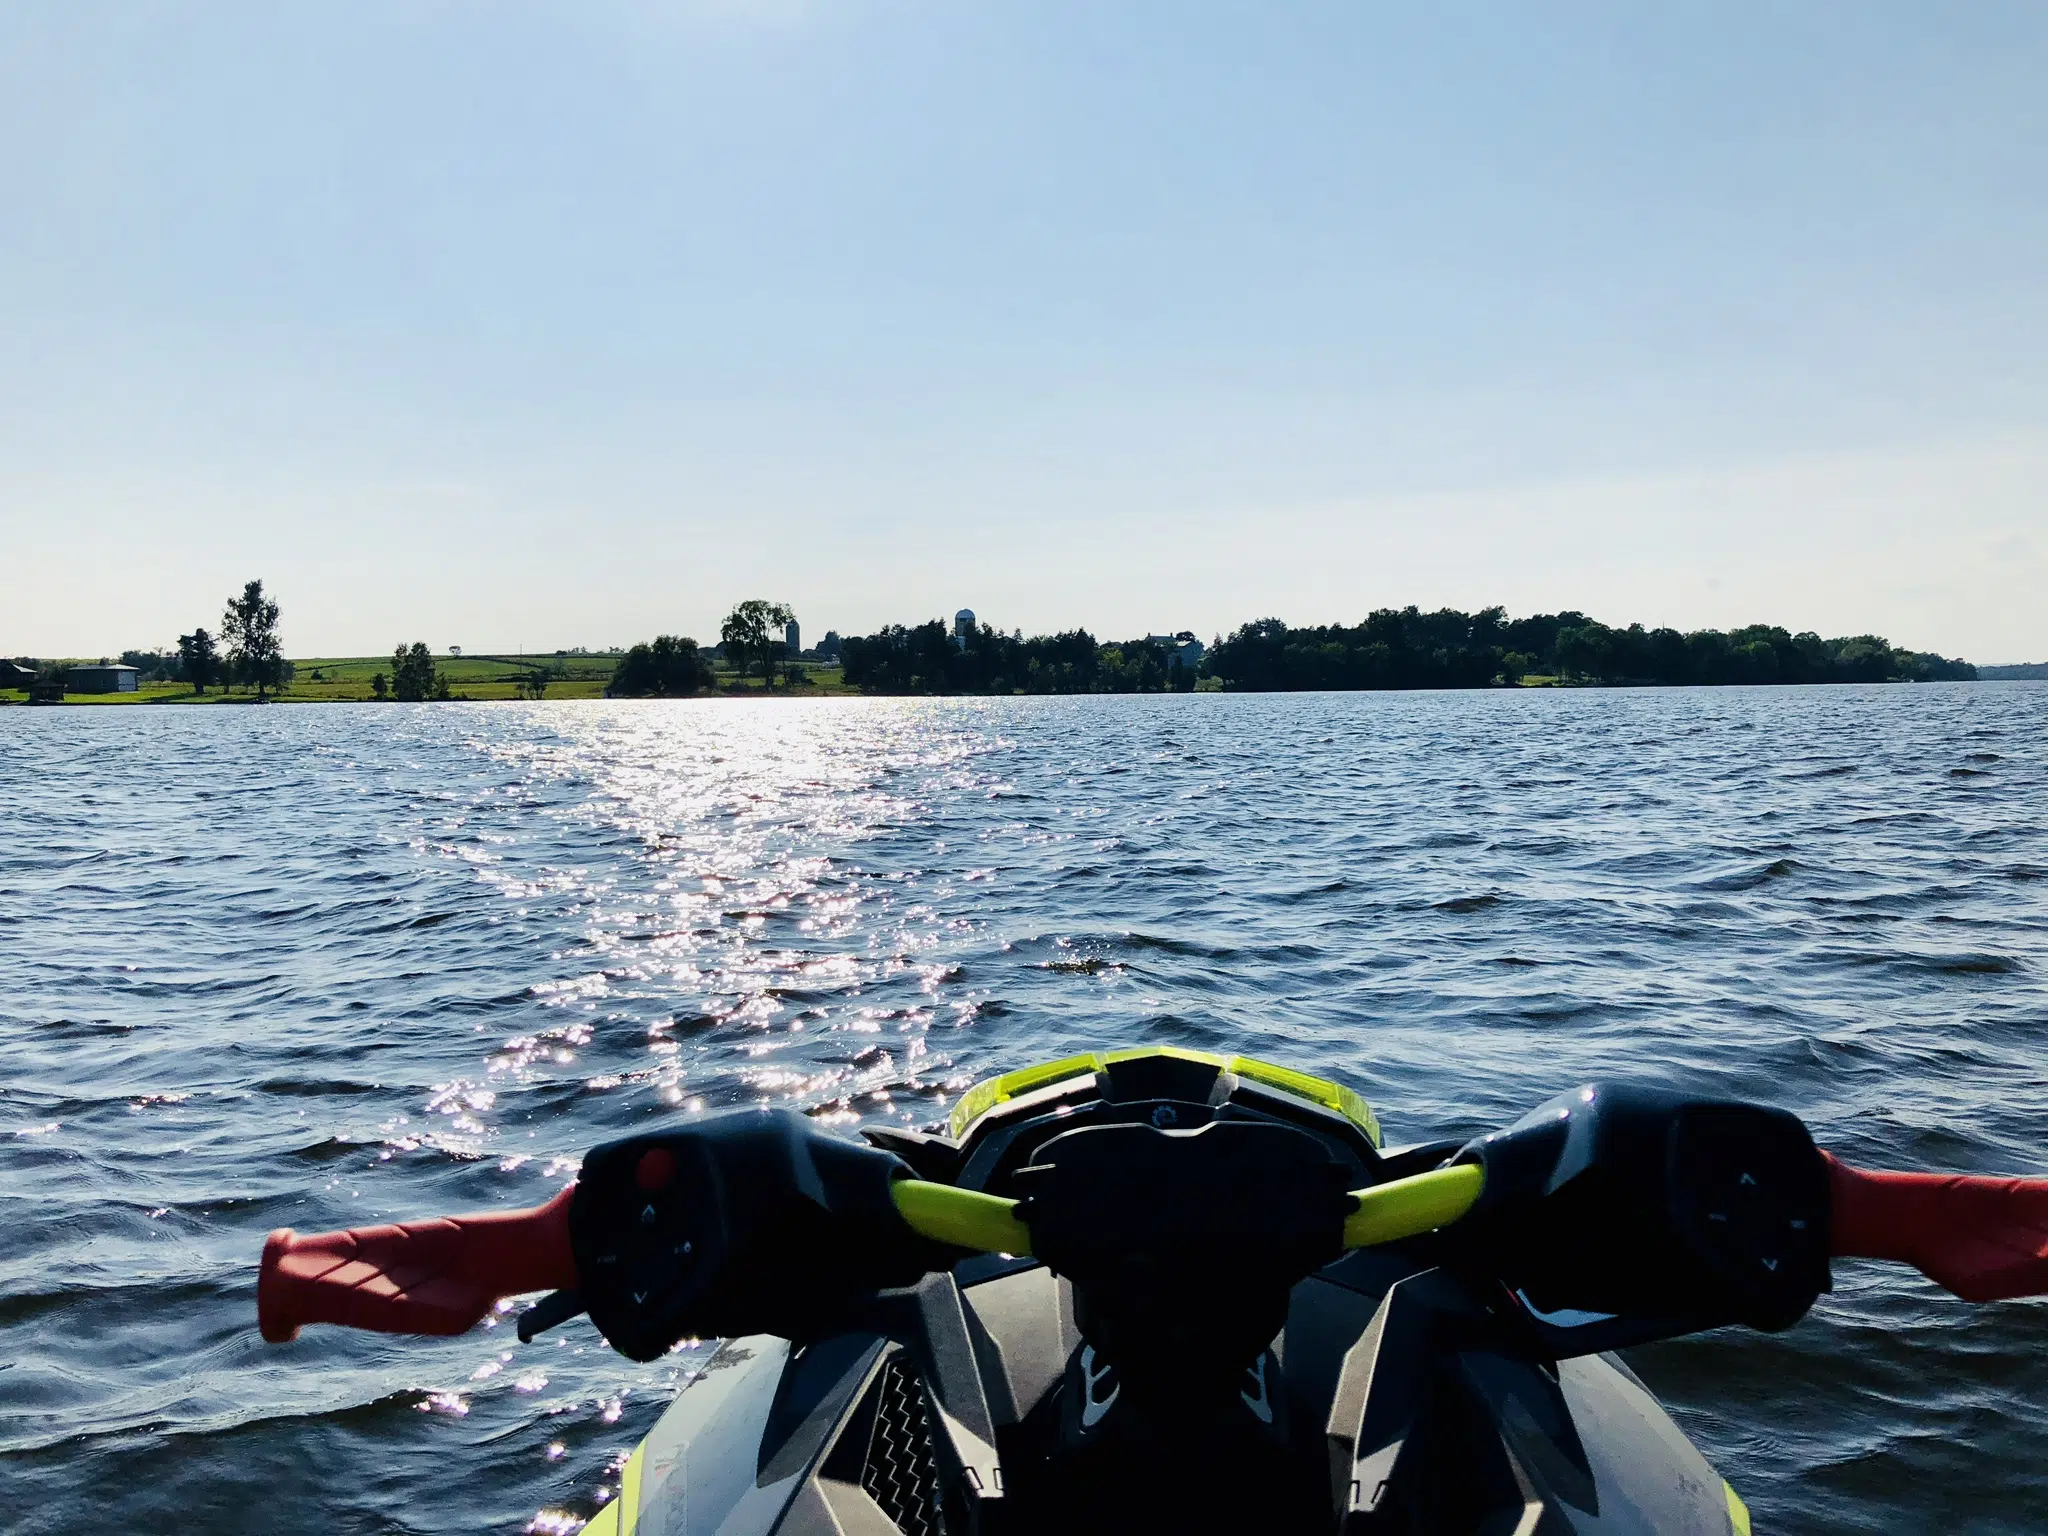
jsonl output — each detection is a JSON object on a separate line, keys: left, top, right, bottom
{"left": 0, "top": 653, "right": 858, "bottom": 705}
{"left": 5, "top": 676, "right": 2023, "bottom": 707}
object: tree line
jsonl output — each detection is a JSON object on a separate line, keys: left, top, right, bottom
{"left": 608, "top": 600, "right": 802, "bottom": 696}
{"left": 14, "top": 590, "right": 1979, "bottom": 703}
{"left": 1203, "top": 609, "right": 1976, "bottom": 690}
{"left": 608, "top": 602, "right": 1976, "bottom": 699}
{"left": 607, "top": 603, "right": 1203, "bottom": 697}
{"left": 839, "top": 621, "right": 1199, "bottom": 694}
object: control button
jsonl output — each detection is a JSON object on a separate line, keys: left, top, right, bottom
{"left": 636, "top": 1148, "right": 676, "bottom": 1192}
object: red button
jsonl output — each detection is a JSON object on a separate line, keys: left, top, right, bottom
{"left": 635, "top": 1148, "right": 676, "bottom": 1191}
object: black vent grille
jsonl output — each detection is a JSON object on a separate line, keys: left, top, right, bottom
{"left": 860, "top": 1355, "right": 942, "bottom": 1536}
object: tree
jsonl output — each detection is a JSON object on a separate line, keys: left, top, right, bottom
{"left": 1554, "top": 623, "right": 1616, "bottom": 682}
{"left": 121, "top": 648, "right": 179, "bottom": 681}
{"left": 371, "top": 672, "right": 389, "bottom": 701}
{"left": 178, "top": 628, "right": 221, "bottom": 694}
{"left": 611, "top": 635, "right": 713, "bottom": 697}
{"left": 29, "top": 660, "right": 68, "bottom": 702}
{"left": 391, "top": 643, "right": 439, "bottom": 701}
{"left": 522, "top": 669, "right": 550, "bottom": 700}
{"left": 720, "top": 600, "right": 795, "bottom": 688}
{"left": 221, "top": 580, "right": 285, "bottom": 699}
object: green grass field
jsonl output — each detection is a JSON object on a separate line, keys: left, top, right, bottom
{"left": 1, "top": 654, "right": 853, "bottom": 705}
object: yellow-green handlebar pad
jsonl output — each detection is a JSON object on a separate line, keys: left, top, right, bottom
{"left": 889, "top": 1162, "right": 1485, "bottom": 1258}
{"left": 892, "top": 1180, "right": 1037, "bottom": 1255}
{"left": 1341, "top": 1162, "right": 1484, "bottom": 1248}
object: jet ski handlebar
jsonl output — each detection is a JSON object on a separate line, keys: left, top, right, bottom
{"left": 253, "top": 1164, "right": 1485, "bottom": 1345}
{"left": 256, "top": 1086, "right": 2048, "bottom": 1357}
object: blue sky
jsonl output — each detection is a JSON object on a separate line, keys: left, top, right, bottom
{"left": 3, "top": 1, "right": 2044, "bottom": 660}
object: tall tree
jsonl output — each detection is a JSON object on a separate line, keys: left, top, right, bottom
{"left": 221, "top": 581, "right": 285, "bottom": 700}
{"left": 177, "top": 628, "right": 220, "bottom": 694}
{"left": 611, "top": 635, "right": 712, "bottom": 697}
{"left": 391, "top": 643, "right": 439, "bottom": 701}
{"left": 719, "top": 600, "right": 795, "bottom": 688}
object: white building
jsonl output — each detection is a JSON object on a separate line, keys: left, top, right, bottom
{"left": 954, "top": 608, "right": 975, "bottom": 648}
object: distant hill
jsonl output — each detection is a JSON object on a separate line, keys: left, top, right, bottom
{"left": 1978, "top": 663, "right": 2048, "bottom": 680}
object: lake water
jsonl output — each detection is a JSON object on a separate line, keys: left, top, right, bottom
{"left": 3, "top": 686, "right": 2046, "bottom": 1534}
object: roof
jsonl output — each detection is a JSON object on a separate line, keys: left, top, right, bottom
{"left": 70, "top": 663, "right": 140, "bottom": 674}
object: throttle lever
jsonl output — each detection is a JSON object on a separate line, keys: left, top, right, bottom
{"left": 517, "top": 1288, "right": 587, "bottom": 1342}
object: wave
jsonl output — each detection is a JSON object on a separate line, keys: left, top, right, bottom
{"left": 1696, "top": 857, "right": 1802, "bottom": 891}
{"left": 1433, "top": 893, "right": 1504, "bottom": 913}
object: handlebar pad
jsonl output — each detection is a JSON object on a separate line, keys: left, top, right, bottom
{"left": 1827, "top": 1152, "right": 2048, "bottom": 1301}
{"left": 258, "top": 1185, "right": 579, "bottom": 1342}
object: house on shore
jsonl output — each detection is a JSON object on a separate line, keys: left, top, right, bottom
{"left": 67, "top": 663, "right": 140, "bottom": 694}
{"left": 1146, "top": 632, "right": 1207, "bottom": 670}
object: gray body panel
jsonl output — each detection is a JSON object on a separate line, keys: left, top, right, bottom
{"left": 612, "top": 1260, "right": 1740, "bottom": 1535}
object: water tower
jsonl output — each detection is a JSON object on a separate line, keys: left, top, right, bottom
{"left": 954, "top": 608, "right": 975, "bottom": 648}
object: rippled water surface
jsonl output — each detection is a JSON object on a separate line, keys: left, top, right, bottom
{"left": 4, "top": 688, "right": 2047, "bottom": 1534}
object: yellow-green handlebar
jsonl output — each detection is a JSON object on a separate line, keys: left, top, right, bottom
{"left": 892, "top": 1179, "right": 1036, "bottom": 1255}
{"left": 890, "top": 1162, "right": 1484, "bottom": 1258}
{"left": 1341, "top": 1162, "right": 1484, "bottom": 1248}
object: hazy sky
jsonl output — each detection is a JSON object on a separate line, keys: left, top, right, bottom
{"left": 3, "top": 2, "right": 2044, "bottom": 660}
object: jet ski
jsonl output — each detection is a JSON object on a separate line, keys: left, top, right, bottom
{"left": 257, "top": 1047, "right": 2048, "bottom": 1534}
